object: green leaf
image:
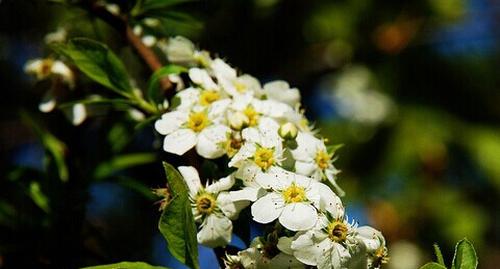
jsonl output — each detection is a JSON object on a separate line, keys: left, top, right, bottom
{"left": 452, "top": 239, "right": 478, "bottom": 269}
{"left": 147, "top": 64, "right": 187, "bottom": 105}
{"left": 94, "top": 153, "right": 157, "bottom": 179}
{"left": 82, "top": 261, "right": 170, "bottom": 269}
{"left": 20, "top": 111, "right": 69, "bottom": 182}
{"left": 420, "top": 262, "right": 448, "bottom": 269}
{"left": 52, "top": 38, "right": 133, "bottom": 95}
{"left": 434, "top": 243, "right": 446, "bottom": 266}
{"left": 159, "top": 162, "right": 199, "bottom": 269}
{"left": 28, "top": 181, "right": 50, "bottom": 213}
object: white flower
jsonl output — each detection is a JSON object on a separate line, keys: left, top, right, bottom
{"left": 154, "top": 100, "right": 231, "bottom": 158}
{"left": 44, "top": 27, "right": 67, "bottom": 44}
{"left": 178, "top": 166, "right": 247, "bottom": 247}
{"left": 356, "top": 226, "right": 388, "bottom": 269}
{"left": 142, "top": 35, "right": 157, "bottom": 47}
{"left": 249, "top": 167, "right": 323, "bottom": 231}
{"left": 290, "top": 215, "right": 359, "bottom": 269}
{"left": 228, "top": 117, "right": 282, "bottom": 181}
{"left": 161, "top": 36, "right": 196, "bottom": 64}
{"left": 189, "top": 68, "right": 219, "bottom": 91}
{"left": 291, "top": 131, "right": 344, "bottom": 196}
{"left": 25, "top": 58, "right": 74, "bottom": 87}
{"left": 232, "top": 237, "right": 304, "bottom": 269}
{"left": 175, "top": 87, "right": 228, "bottom": 112}
{"left": 211, "top": 58, "right": 263, "bottom": 97}
{"left": 263, "top": 80, "right": 301, "bottom": 107}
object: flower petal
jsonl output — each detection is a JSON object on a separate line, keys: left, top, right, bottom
{"left": 229, "top": 186, "right": 265, "bottom": 202}
{"left": 251, "top": 192, "right": 284, "bottom": 224}
{"left": 279, "top": 203, "right": 317, "bottom": 231}
{"left": 294, "top": 161, "right": 317, "bottom": 177}
{"left": 197, "top": 214, "right": 232, "bottom": 248}
{"left": 196, "top": 124, "right": 230, "bottom": 159}
{"left": 228, "top": 144, "right": 256, "bottom": 167}
{"left": 176, "top": 87, "right": 200, "bottom": 110}
{"left": 255, "top": 167, "right": 285, "bottom": 190}
{"left": 155, "top": 111, "right": 188, "bottom": 135}
{"left": 177, "top": 166, "right": 201, "bottom": 195}
{"left": 189, "top": 68, "right": 218, "bottom": 90}
{"left": 263, "top": 80, "right": 301, "bottom": 107}
{"left": 292, "top": 234, "right": 330, "bottom": 266}
{"left": 208, "top": 99, "right": 231, "bottom": 120}
{"left": 314, "top": 182, "right": 344, "bottom": 217}
{"left": 163, "top": 129, "right": 197, "bottom": 155}
{"left": 206, "top": 174, "right": 235, "bottom": 194}
{"left": 269, "top": 253, "right": 305, "bottom": 269}
{"left": 217, "top": 192, "right": 249, "bottom": 220}
{"left": 356, "top": 226, "right": 384, "bottom": 253}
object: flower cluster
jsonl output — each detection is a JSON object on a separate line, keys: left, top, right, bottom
{"left": 154, "top": 37, "right": 388, "bottom": 269}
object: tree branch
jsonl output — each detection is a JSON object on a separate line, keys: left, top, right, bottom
{"left": 82, "top": 1, "right": 172, "bottom": 90}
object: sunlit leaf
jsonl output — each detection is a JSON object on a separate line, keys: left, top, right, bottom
{"left": 158, "top": 162, "right": 199, "bottom": 269}
{"left": 451, "top": 239, "right": 478, "bottom": 269}
{"left": 94, "top": 153, "right": 157, "bottom": 179}
{"left": 28, "top": 181, "right": 50, "bottom": 213}
{"left": 51, "top": 38, "right": 133, "bottom": 96}
{"left": 82, "top": 261, "right": 170, "bottom": 269}
{"left": 147, "top": 64, "right": 187, "bottom": 105}
{"left": 434, "top": 243, "right": 446, "bottom": 266}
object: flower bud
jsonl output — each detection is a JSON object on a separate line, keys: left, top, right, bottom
{"left": 279, "top": 122, "right": 298, "bottom": 140}
{"left": 228, "top": 112, "right": 249, "bottom": 130}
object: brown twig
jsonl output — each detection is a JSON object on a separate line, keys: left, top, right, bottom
{"left": 81, "top": 0, "right": 172, "bottom": 90}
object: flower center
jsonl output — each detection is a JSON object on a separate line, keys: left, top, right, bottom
{"left": 195, "top": 193, "right": 216, "bottom": 215}
{"left": 234, "top": 81, "right": 247, "bottom": 93}
{"left": 225, "top": 137, "right": 242, "bottom": 158}
{"left": 41, "top": 59, "right": 54, "bottom": 77}
{"left": 327, "top": 220, "right": 348, "bottom": 243}
{"left": 315, "top": 150, "right": 331, "bottom": 170}
{"left": 199, "top": 90, "right": 220, "bottom": 106}
{"left": 282, "top": 183, "right": 306, "bottom": 203}
{"left": 253, "top": 147, "right": 274, "bottom": 170}
{"left": 243, "top": 106, "right": 259, "bottom": 126}
{"left": 187, "top": 112, "right": 210, "bottom": 132}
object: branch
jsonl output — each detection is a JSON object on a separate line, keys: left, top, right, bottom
{"left": 81, "top": 1, "right": 172, "bottom": 90}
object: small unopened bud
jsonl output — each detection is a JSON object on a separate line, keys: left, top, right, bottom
{"left": 142, "top": 35, "right": 157, "bottom": 47}
{"left": 279, "top": 122, "right": 298, "bottom": 140}
{"left": 228, "top": 112, "right": 249, "bottom": 130}
{"left": 105, "top": 3, "right": 120, "bottom": 16}
{"left": 144, "top": 18, "right": 160, "bottom": 27}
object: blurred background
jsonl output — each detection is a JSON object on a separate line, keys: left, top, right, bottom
{"left": 0, "top": 0, "right": 499, "bottom": 268}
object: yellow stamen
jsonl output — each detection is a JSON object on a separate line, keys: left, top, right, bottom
{"left": 225, "top": 138, "right": 242, "bottom": 158}
{"left": 327, "top": 220, "right": 348, "bottom": 243}
{"left": 199, "top": 90, "right": 220, "bottom": 106}
{"left": 253, "top": 147, "right": 274, "bottom": 170}
{"left": 315, "top": 150, "right": 331, "bottom": 170}
{"left": 195, "top": 193, "right": 216, "bottom": 215}
{"left": 243, "top": 106, "right": 259, "bottom": 126}
{"left": 187, "top": 112, "right": 210, "bottom": 132}
{"left": 282, "top": 183, "right": 306, "bottom": 203}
